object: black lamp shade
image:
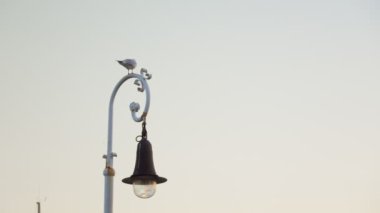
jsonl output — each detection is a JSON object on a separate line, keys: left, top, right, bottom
{"left": 122, "top": 138, "right": 167, "bottom": 184}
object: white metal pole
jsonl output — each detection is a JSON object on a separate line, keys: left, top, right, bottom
{"left": 103, "top": 69, "right": 151, "bottom": 213}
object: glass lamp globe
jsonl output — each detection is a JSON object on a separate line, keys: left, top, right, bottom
{"left": 133, "top": 179, "right": 157, "bottom": 199}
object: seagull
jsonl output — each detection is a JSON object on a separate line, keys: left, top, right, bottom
{"left": 117, "top": 59, "right": 137, "bottom": 71}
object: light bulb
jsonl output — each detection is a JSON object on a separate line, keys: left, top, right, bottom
{"left": 133, "top": 179, "right": 157, "bottom": 199}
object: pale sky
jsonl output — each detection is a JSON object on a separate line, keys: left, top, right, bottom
{"left": 0, "top": 0, "right": 379, "bottom": 213}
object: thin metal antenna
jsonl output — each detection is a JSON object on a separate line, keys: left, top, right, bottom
{"left": 36, "top": 202, "right": 41, "bottom": 213}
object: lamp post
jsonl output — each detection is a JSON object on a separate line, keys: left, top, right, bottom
{"left": 103, "top": 59, "right": 167, "bottom": 213}
{"left": 36, "top": 202, "right": 40, "bottom": 213}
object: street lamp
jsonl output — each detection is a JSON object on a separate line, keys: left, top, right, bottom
{"left": 103, "top": 59, "right": 167, "bottom": 213}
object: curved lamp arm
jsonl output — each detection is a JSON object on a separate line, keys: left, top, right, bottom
{"left": 106, "top": 71, "right": 152, "bottom": 167}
